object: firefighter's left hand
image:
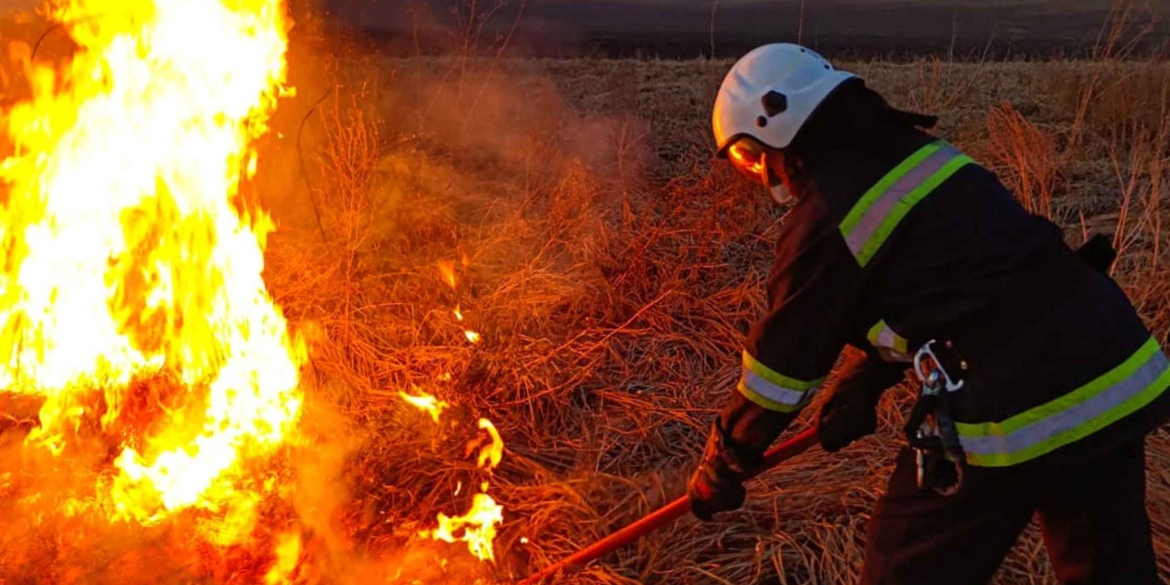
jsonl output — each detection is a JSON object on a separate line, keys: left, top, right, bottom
{"left": 687, "top": 459, "right": 747, "bottom": 521}
{"left": 687, "top": 421, "right": 749, "bottom": 521}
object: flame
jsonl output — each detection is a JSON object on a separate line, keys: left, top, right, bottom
{"left": 399, "top": 389, "right": 449, "bottom": 423}
{"left": 264, "top": 531, "right": 302, "bottom": 585}
{"left": 475, "top": 418, "right": 503, "bottom": 471}
{"left": 0, "top": 0, "right": 301, "bottom": 537}
{"left": 424, "top": 416, "right": 505, "bottom": 561}
{"left": 416, "top": 253, "right": 506, "bottom": 565}
{"left": 424, "top": 492, "right": 505, "bottom": 563}
{"left": 437, "top": 259, "right": 457, "bottom": 289}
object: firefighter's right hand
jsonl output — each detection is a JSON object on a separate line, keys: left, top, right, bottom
{"left": 687, "top": 422, "right": 748, "bottom": 521}
{"left": 816, "top": 388, "right": 878, "bottom": 453}
{"left": 816, "top": 348, "right": 906, "bottom": 453}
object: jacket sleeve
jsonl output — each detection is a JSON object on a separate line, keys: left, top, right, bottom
{"left": 719, "top": 196, "right": 866, "bottom": 463}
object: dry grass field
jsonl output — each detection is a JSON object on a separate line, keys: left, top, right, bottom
{"left": 0, "top": 3, "right": 1168, "bottom": 584}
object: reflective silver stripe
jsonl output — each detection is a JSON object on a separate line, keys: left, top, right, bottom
{"left": 959, "top": 349, "right": 1170, "bottom": 458}
{"left": 741, "top": 370, "right": 810, "bottom": 408}
{"left": 874, "top": 325, "right": 901, "bottom": 352}
{"left": 867, "top": 320, "right": 912, "bottom": 362}
{"left": 843, "top": 145, "right": 959, "bottom": 259}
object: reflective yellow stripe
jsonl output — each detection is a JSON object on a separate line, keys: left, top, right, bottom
{"left": 738, "top": 351, "right": 823, "bottom": 413}
{"left": 737, "top": 381, "right": 806, "bottom": 413}
{"left": 840, "top": 142, "right": 943, "bottom": 236}
{"left": 866, "top": 320, "right": 909, "bottom": 354}
{"left": 957, "top": 337, "right": 1170, "bottom": 467}
{"left": 742, "top": 351, "right": 823, "bottom": 391}
{"left": 840, "top": 141, "right": 974, "bottom": 267}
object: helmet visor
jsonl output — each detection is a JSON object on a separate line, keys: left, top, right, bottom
{"left": 726, "top": 137, "right": 776, "bottom": 189}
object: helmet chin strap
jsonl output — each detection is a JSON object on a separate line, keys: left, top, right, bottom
{"left": 770, "top": 183, "right": 795, "bottom": 206}
{"left": 760, "top": 149, "right": 795, "bottom": 206}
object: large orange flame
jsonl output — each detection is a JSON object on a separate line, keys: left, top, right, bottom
{"left": 0, "top": 0, "right": 301, "bottom": 540}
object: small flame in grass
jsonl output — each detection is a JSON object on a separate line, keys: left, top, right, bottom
{"left": 425, "top": 493, "right": 505, "bottom": 563}
{"left": 399, "top": 390, "right": 449, "bottom": 424}
{"left": 425, "top": 417, "right": 506, "bottom": 562}
{"left": 476, "top": 419, "right": 503, "bottom": 471}
{"left": 421, "top": 254, "right": 504, "bottom": 565}
{"left": 437, "top": 260, "right": 457, "bottom": 289}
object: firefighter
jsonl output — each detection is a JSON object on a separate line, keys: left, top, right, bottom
{"left": 687, "top": 42, "right": 1170, "bottom": 585}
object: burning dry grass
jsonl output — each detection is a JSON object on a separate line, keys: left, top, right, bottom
{"left": 1, "top": 3, "right": 1169, "bottom": 584}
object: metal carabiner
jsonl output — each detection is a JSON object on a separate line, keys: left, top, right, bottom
{"left": 909, "top": 339, "right": 969, "bottom": 496}
{"left": 913, "top": 339, "right": 964, "bottom": 395}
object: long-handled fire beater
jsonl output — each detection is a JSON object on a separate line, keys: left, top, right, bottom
{"left": 518, "top": 427, "right": 820, "bottom": 584}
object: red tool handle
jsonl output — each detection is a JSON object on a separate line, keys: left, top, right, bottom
{"left": 518, "top": 427, "right": 819, "bottom": 584}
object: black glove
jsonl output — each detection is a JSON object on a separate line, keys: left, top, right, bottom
{"left": 687, "top": 420, "right": 750, "bottom": 521}
{"left": 688, "top": 385, "right": 799, "bottom": 521}
{"left": 816, "top": 347, "right": 907, "bottom": 453}
{"left": 817, "top": 388, "right": 880, "bottom": 453}
{"left": 1076, "top": 233, "right": 1116, "bottom": 274}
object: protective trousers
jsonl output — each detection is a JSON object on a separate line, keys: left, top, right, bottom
{"left": 861, "top": 440, "right": 1162, "bottom": 585}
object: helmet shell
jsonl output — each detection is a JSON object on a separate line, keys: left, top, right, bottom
{"left": 713, "top": 43, "right": 855, "bottom": 156}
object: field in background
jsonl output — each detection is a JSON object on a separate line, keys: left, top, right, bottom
{"left": 335, "top": 0, "right": 1169, "bottom": 59}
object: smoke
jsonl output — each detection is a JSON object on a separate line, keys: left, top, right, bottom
{"left": 248, "top": 3, "right": 656, "bottom": 578}
{"left": 0, "top": 0, "right": 38, "bottom": 14}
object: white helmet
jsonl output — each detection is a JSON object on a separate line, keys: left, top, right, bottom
{"left": 712, "top": 43, "right": 855, "bottom": 156}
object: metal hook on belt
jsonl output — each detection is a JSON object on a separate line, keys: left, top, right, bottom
{"left": 907, "top": 339, "right": 967, "bottom": 496}
{"left": 914, "top": 339, "right": 965, "bottom": 395}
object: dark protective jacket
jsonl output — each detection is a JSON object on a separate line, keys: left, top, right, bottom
{"left": 723, "top": 130, "right": 1170, "bottom": 479}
